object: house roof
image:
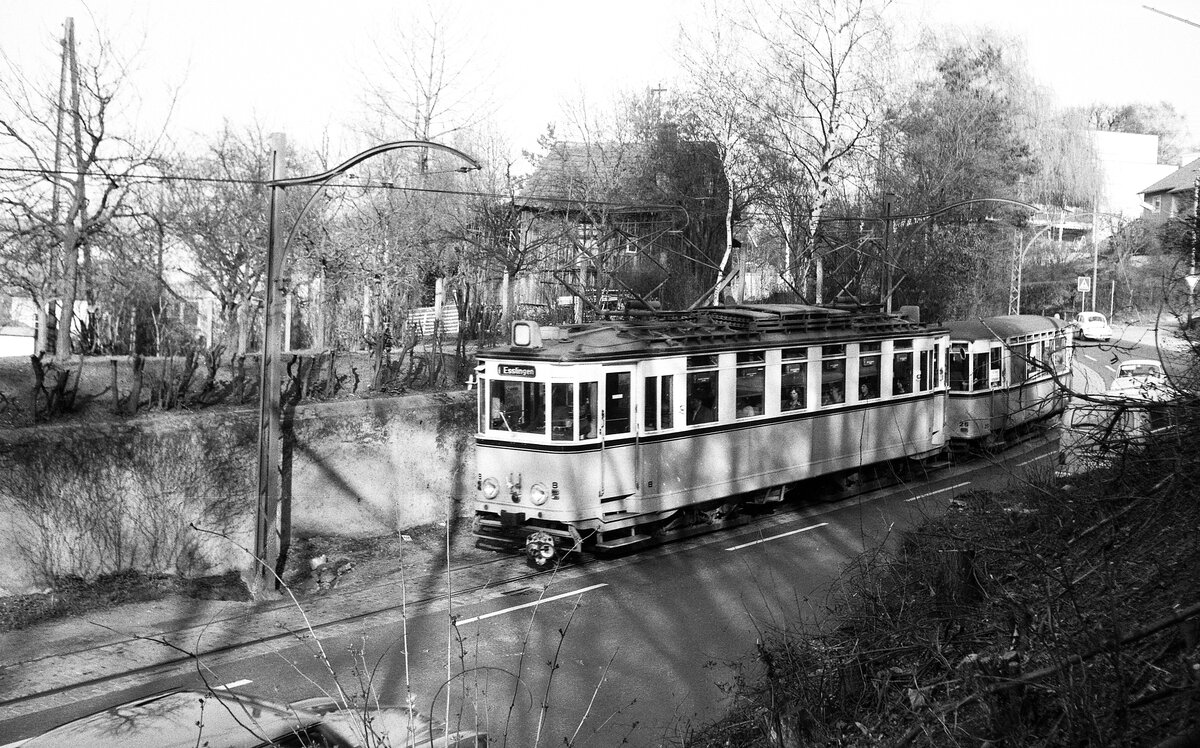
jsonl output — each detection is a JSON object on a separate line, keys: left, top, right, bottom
{"left": 1141, "top": 157, "right": 1200, "bottom": 196}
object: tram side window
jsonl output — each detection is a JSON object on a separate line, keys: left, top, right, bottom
{"left": 1010, "top": 343, "right": 1029, "bottom": 382}
{"left": 781, "top": 360, "right": 807, "bottom": 411}
{"left": 605, "top": 372, "right": 631, "bottom": 435}
{"left": 490, "top": 380, "right": 545, "bottom": 434}
{"left": 686, "top": 355, "right": 719, "bottom": 425}
{"left": 551, "top": 383, "right": 575, "bottom": 441}
{"left": 1029, "top": 340, "right": 1045, "bottom": 375}
{"left": 920, "top": 348, "right": 937, "bottom": 392}
{"left": 971, "top": 352, "right": 989, "bottom": 390}
{"left": 642, "top": 375, "right": 674, "bottom": 432}
{"left": 660, "top": 375, "right": 674, "bottom": 429}
{"left": 892, "top": 352, "right": 913, "bottom": 395}
{"left": 948, "top": 345, "right": 969, "bottom": 391}
{"left": 989, "top": 347, "right": 1003, "bottom": 387}
{"left": 579, "top": 381, "right": 598, "bottom": 438}
{"left": 859, "top": 345, "right": 881, "bottom": 400}
{"left": 736, "top": 351, "right": 765, "bottom": 418}
{"left": 1050, "top": 333, "right": 1070, "bottom": 373}
{"left": 820, "top": 345, "right": 846, "bottom": 405}
{"left": 643, "top": 377, "right": 659, "bottom": 432}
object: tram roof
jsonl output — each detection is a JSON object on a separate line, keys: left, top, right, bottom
{"left": 945, "top": 314, "right": 1069, "bottom": 342}
{"left": 481, "top": 303, "right": 944, "bottom": 362}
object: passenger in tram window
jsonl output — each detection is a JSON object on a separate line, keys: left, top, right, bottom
{"left": 688, "top": 395, "right": 716, "bottom": 424}
{"left": 893, "top": 377, "right": 908, "bottom": 394}
{"left": 786, "top": 388, "right": 804, "bottom": 409}
{"left": 737, "top": 399, "right": 758, "bottom": 418}
{"left": 822, "top": 385, "right": 844, "bottom": 405}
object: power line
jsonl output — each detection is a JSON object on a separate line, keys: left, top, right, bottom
{"left": 0, "top": 165, "right": 686, "bottom": 212}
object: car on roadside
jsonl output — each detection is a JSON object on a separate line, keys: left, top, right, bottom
{"left": 1108, "top": 358, "right": 1169, "bottom": 400}
{"left": 20, "top": 687, "right": 486, "bottom": 748}
{"left": 1073, "top": 311, "right": 1113, "bottom": 341}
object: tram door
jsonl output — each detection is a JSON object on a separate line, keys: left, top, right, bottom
{"left": 599, "top": 368, "right": 635, "bottom": 502}
{"left": 638, "top": 362, "right": 676, "bottom": 501}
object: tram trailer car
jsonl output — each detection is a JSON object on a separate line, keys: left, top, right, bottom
{"left": 945, "top": 315, "right": 1073, "bottom": 450}
{"left": 473, "top": 303, "right": 952, "bottom": 566}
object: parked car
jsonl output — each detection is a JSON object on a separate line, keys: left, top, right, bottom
{"left": 1108, "top": 359, "right": 1169, "bottom": 400}
{"left": 21, "top": 688, "right": 486, "bottom": 748}
{"left": 1074, "top": 311, "right": 1113, "bottom": 341}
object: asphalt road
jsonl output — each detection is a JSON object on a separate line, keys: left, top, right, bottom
{"left": 1, "top": 437, "right": 1061, "bottom": 747}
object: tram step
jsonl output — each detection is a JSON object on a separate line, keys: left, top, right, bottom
{"left": 594, "top": 533, "right": 653, "bottom": 551}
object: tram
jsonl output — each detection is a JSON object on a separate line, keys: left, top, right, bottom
{"left": 472, "top": 303, "right": 950, "bottom": 565}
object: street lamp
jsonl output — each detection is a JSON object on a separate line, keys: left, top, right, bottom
{"left": 252, "top": 136, "right": 480, "bottom": 595}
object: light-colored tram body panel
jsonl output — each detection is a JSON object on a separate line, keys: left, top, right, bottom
{"left": 945, "top": 315, "right": 1073, "bottom": 442}
{"left": 473, "top": 304, "right": 950, "bottom": 550}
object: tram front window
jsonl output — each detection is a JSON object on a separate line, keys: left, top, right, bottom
{"left": 551, "top": 383, "right": 575, "bottom": 441}
{"left": 489, "top": 380, "right": 546, "bottom": 435}
{"left": 949, "top": 346, "right": 969, "bottom": 391}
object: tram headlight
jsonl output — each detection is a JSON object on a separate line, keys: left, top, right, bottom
{"left": 481, "top": 477, "right": 500, "bottom": 500}
{"left": 530, "top": 482, "right": 549, "bottom": 505}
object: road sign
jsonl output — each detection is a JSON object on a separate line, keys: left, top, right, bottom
{"left": 1077, "top": 276, "right": 1091, "bottom": 294}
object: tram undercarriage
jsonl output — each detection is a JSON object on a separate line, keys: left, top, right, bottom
{"left": 474, "top": 453, "right": 942, "bottom": 567}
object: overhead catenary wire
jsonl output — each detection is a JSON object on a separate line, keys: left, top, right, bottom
{"left": 0, "top": 165, "right": 688, "bottom": 213}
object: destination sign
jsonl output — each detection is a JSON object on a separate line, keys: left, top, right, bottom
{"left": 498, "top": 364, "right": 536, "bottom": 378}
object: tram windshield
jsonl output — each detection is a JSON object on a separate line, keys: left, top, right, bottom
{"left": 485, "top": 377, "right": 599, "bottom": 440}
{"left": 488, "top": 380, "right": 545, "bottom": 434}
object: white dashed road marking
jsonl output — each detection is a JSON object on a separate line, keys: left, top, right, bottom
{"left": 725, "top": 522, "right": 828, "bottom": 551}
{"left": 456, "top": 584, "right": 608, "bottom": 626}
{"left": 905, "top": 481, "right": 971, "bottom": 502}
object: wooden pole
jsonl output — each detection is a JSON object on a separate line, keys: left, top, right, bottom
{"left": 253, "top": 133, "right": 287, "bottom": 595}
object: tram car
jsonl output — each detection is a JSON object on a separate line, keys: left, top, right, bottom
{"left": 472, "top": 303, "right": 950, "bottom": 565}
{"left": 945, "top": 315, "right": 1073, "bottom": 450}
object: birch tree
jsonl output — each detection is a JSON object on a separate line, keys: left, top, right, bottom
{"left": 678, "top": 3, "right": 768, "bottom": 303}
{"left": 743, "top": 0, "right": 889, "bottom": 303}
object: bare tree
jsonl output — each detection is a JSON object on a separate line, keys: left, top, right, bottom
{"left": 741, "top": 0, "right": 890, "bottom": 303}
{"left": 0, "top": 18, "right": 171, "bottom": 357}
{"left": 166, "top": 124, "right": 306, "bottom": 355}
{"left": 359, "top": 0, "right": 496, "bottom": 154}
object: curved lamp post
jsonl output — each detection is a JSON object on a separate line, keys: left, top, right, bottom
{"left": 253, "top": 137, "right": 480, "bottom": 594}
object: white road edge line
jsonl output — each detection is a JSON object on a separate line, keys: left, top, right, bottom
{"left": 1084, "top": 354, "right": 1097, "bottom": 362}
{"left": 457, "top": 584, "right": 608, "bottom": 626}
{"left": 1104, "top": 365, "right": 1115, "bottom": 373}
{"left": 905, "top": 481, "right": 971, "bottom": 502}
{"left": 215, "top": 679, "right": 253, "bottom": 690}
{"left": 725, "top": 522, "right": 828, "bottom": 551}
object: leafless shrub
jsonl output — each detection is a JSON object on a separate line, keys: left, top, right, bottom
{"left": 0, "top": 426, "right": 252, "bottom": 585}
{"left": 689, "top": 405, "right": 1200, "bottom": 747}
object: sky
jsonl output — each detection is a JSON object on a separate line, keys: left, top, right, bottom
{"left": 2, "top": 0, "right": 1199, "bottom": 166}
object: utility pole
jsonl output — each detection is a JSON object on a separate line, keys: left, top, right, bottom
{"left": 252, "top": 133, "right": 287, "bottom": 595}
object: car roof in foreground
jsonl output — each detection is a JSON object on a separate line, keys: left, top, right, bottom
{"left": 22, "top": 689, "right": 315, "bottom": 748}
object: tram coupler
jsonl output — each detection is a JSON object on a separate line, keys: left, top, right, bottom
{"left": 525, "top": 530, "right": 557, "bottom": 567}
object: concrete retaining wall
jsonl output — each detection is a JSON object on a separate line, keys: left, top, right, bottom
{"left": 0, "top": 391, "right": 476, "bottom": 596}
